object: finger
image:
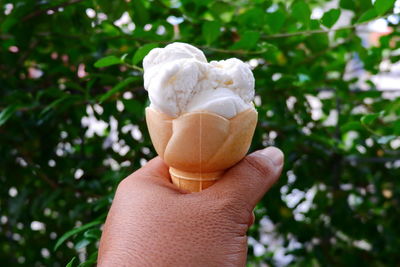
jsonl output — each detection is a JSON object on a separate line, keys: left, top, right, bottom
{"left": 135, "top": 156, "right": 171, "bottom": 183}
{"left": 207, "top": 147, "right": 284, "bottom": 209}
{"left": 248, "top": 211, "right": 255, "bottom": 228}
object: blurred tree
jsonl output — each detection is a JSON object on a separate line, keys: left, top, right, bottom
{"left": 0, "top": 0, "right": 399, "bottom": 266}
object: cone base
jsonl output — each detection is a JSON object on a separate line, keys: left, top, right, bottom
{"left": 169, "top": 168, "right": 223, "bottom": 192}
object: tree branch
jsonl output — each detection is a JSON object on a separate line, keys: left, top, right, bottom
{"left": 263, "top": 14, "right": 394, "bottom": 39}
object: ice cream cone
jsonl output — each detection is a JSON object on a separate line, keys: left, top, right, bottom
{"left": 145, "top": 107, "right": 258, "bottom": 192}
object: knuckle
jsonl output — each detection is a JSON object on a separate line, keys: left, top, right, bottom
{"left": 116, "top": 174, "right": 140, "bottom": 192}
{"left": 244, "top": 154, "right": 275, "bottom": 178}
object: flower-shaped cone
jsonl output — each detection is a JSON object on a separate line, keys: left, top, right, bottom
{"left": 145, "top": 107, "right": 257, "bottom": 192}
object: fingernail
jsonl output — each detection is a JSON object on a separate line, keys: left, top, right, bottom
{"left": 259, "top": 147, "right": 284, "bottom": 166}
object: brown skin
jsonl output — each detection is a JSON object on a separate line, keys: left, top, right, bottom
{"left": 98, "top": 147, "right": 284, "bottom": 267}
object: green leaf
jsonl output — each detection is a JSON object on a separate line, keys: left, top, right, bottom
{"left": 75, "top": 239, "right": 91, "bottom": 250}
{"left": 1, "top": 17, "right": 18, "bottom": 33}
{"left": 78, "top": 252, "right": 98, "bottom": 267}
{"left": 39, "top": 95, "right": 81, "bottom": 118}
{"left": 292, "top": 1, "right": 311, "bottom": 23}
{"left": 0, "top": 104, "right": 18, "bottom": 127}
{"left": 341, "top": 121, "right": 363, "bottom": 132}
{"left": 231, "top": 31, "right": 260, "bottom": 50}
{"left": 54, "top": 221, "right": 102, "bottom": 251}
{"left": 357, "top": 9, "right": 378, "bottom": 23}
{"left": 130, "top": 0, "right": 149, "bottom": 26}
{"left": 360, "top": 112, "right": 381, "bottom": 125}
{"left": 210, "top": 2, "right": 235, "bottom": 23}
{"left": 132, "top": 43, "right": 158, "bottom": 65}
{"left": 374, "top": 0, "right": 396, "bottom": 15}
{"left": 202, "top": 21, "right": 221, "bottom": 45}
{"left": 266, "top": 9, "right": 286, "bottom": 33}
{"left": 99, "top": 77, "right": 139, "bottom": 103}
{"left": 123, "top": 99, "right": 144, "bottom": 116}
{"left": 340, "top": 0, "right": 356, "bottom": 10}
{"left": 94, "top": 56, "right": 121, "bottom": 68}
{"left": 66, "top": 257, "right": 76, "bottom": 267}
{"left": 321, "top": 9, "right": 341, "bottom": 28}
{"left": 84, "top": 229, "right": 102, "bottom": 240}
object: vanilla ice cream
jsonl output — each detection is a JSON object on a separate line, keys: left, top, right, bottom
{"left": 143, "top": 42, "right": 255, "bottom": 119}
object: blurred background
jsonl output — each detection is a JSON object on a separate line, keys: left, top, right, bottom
{"left": 1, "top": 0, "right": 399, "bottom": 266}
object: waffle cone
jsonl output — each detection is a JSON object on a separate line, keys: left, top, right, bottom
{"left": 145, "top": 107, "right": 258, "bottom": 192}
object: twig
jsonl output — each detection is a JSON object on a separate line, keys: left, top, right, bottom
{"left": 264, "top": 14, "right": 393, "bottom": 39}
{"left": 124, "top": 64, "right": 144, "bottom": 72}
{"left": 199, "top": 46, "right": 268, "bottom": 55}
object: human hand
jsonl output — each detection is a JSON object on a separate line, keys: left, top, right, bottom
{"left": 98, "top": 147, "right": 284, "bottom": 266}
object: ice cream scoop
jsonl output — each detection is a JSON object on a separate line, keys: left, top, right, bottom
{"left": 143, "top": 42, "right": 255, "bottom": 119}
{"left": 143, "top": 42, "right": 257, "bottom": 192}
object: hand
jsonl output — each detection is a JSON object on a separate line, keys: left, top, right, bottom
{"left": 98, "top": 147, "right": 284, "bottom": 266}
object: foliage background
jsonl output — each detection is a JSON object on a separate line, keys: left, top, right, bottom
{"left": 1, "top": 0, "right": 399, "bottom": 266}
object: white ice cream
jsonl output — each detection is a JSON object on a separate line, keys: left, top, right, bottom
{"left": 143, "top": 42, "right": 255, "bottom": 118}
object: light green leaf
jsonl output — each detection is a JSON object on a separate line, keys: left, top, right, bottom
{"left": 99, "top": 77, "right": 139, "bottom": 103}
{"left": 54, "top": 221, "right": 102, "bottom": 251}
{"left": 292, "top": 1, "right": 311, "bottom": 23}
{"left": 0, "top": 104, "right": 18, "bottom": 127}
{"left": 120, "top": 53, "right": 129, "bottom": 62}
{"left": 202, "top": 21, "right": 221, "bottom": 45}
{"left": 94, "top": 56, "right": 121, "bottom": 68}
{"left": 66, "top": 257, "right": 76, "bottom": 267}
{"left": 357, "top": 9, "right": 378, "bottom": 23}
{"left": 374, "top": 0, "right": 396, "bottom": 15}
{"left": 321, "top": 9, "right": 341, "bottom": 28}
{"left": 132, "top": 43, "right": 158, "bottom": 65}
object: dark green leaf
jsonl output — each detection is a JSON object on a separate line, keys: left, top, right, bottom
{"left": 374, "top": 0, "right": 396, "bottom": 15}
{"left": 131, "top": 0, "right": 149, "bottom": 26}
{"left": 357, "top": 9, "right": 378, "bottom": 23}
{"left": 39, "top": 95, "right": 81, "bottom": 118}
{"left": 99, "top": 77, "right": 139, "bottom": 103}
{"left": 321, "top": 9, "right": 341, "bottom": 28}
{"left": 202, "top": 21, "right": 221, "bottom": 45}
{"left": 292, "top": 1, "right": 311, "bottom": 23}
{"left": 84, "top": 229, "right": 102, "bottom": 240}
{"left": 0, "top": 104, "right": 18, "bottom": 127}
{"left": 132, "top": 43, "right": 159, "bottom": 65}
{"left": 94, "top": 56, "right": 122, "bottom": 68}
{"left": 54, "top": 221, "right": 102, "bottom": 251}
{"left": 340, "top": 0, "right": 356, "bottom": 10}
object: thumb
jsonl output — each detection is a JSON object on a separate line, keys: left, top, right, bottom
{"left": 207, "top": 147, "right": 284, "bottom": 208}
